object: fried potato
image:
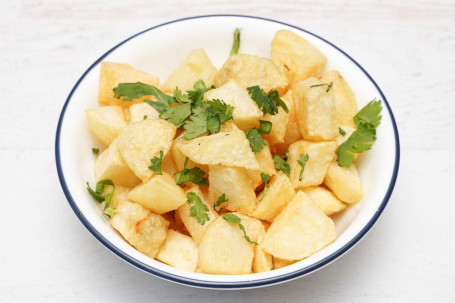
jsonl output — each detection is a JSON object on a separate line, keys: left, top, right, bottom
{"left": 86, "top": 106, "right": 127, "bottom": 146}
{"left": 176, "top": 129, "right": 260, "bottom": 171}
{"left": 324, "top": 161, "right": 364, "bottom": 204}
{"left": 253, "top": 171, "right": 295, "bottom": 222}
{"left": 177, "top": 185, "right": 218, "bottom": 245}
{"left": 302, "top": 186, "right": 346, "bottom": 216}
{"left": 271, "top": 29, "right": 327, "bottom": 87}
{"left": 109, "top": 185, "right": 131, "bottom": 209}
{"left": 162, "top": 48, "right": 217, "bottom": 92}
{"left": 261, "top": 91, "right": 291, "bottom": 145}
{"left": 110, "top": 200, "right": 169, "bottom": 258}
{"left": 214, "top": 54, "right": 288, "bottom": 94}
{"left": 262, "top": 191, "right": 337, "bottom": 260}
{"left": 209, "top": 166, "right": 257, "bottom": 215}
{"left": 252, "top": 224, "right": 273, "bottom": 273}
{"left": 273, "top": 90, "right": 302, "bottom": 154}
{"left": 171, "top": 132, "right": 208, "bottom": 172}
{"left": 204, "top": 80, "right": 263, "bottom": 131}
{"left": 294, "top": 78, "right": 338, "bottom": 141}
{"left": 161, "top": 150, "right": 178, "bottom": 177}
{"left": 198, "top": 216, "right": 254, "bottom": 274}
{"left": 128, "top": 173, "right": 186, "bottom": 214}
{"left": 98, "top": 62, "right": 160, "bottom": 107}
{"left": 273, "top": 257, "right": 297, "bottom": 269}
{"left": 116, "top": 119, "right": 176, "bottom": 181}
{"left": 128, "top": 102, "right": 160, "bottom": 123}
{"left": 287, "top": 140, "right": 337, "bottom": 189}
{"left": 156, "top": 230, "right": 198, "bottom": 272}
{"left": 245, "top": 143, "right": 277, "bottom": 189}
{"left": 94, "top": 139, "right": 141, "bottom": 187}
{"left": 320, "top": 70, "right": 357, "bottom": 128}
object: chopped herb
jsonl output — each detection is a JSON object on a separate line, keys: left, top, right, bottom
{"left": 174, "top": 157, "right": 208, "bottom": 186}
{"left": 213, "top": 193, "right": 229, "bottom": 212}
{"left": 247, "top": 86, "right": 289, "bottom": 115}
{"left": 245, "top": 128, "right": 267, "bottom": 152}
{"left": 92, "top": 148, "right": 99, "bottom": 156}
{"left": 222, "top": 213, "right": 258, "bottom": 245}
{"left": 273, "top": 154, "right": 290, "bottom": 177}
{"left": 186, "top": 192, "right": 210, "bottom": 225}
{"left": 86, "top": 179, "right": 116, "bottom": 217}
{"left": 310, "top": 81, "right": 334, "bottom": 92}
{"left": 326, "top": 81, "right": 333, "bottom": 92}
{"left": 258, "top": 120, "right": 272, "bottom": 135}
{"left": 297, "top": 154, "right": 309, "bottom": 181}
{"left": 339, "top": 127, "right": 346, "bottom": 136}
{"left": 143, "top": 115, "right": 148, "bottom": 120}
{"left": 230, "top": 28, "right": 241, "bottom": 56}
{"left": 260, "top": 173, "right": 271, "bottom": 201}
{"left": 148, "top": 150, "right": 164, "bottom": 175}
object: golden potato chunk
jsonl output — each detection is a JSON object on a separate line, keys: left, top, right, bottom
{"left": 171, "top": 132, "right": 208, "bottom": 172}
{"left": 214, "top": 54, "right": 288, "bottom": 94}
{"left": 252, "top": 224, "right": 273, "bottom": 273}
{"left": 294, "top": 78, "right": 338, "bottom": 141}
{"left": 204, "top": 80, "right": 263, "bottom": 131}
{"left": 287, "top": 140, "right": 337, "bottom": 189}
{"left": 302, "top": 186, "right": 346, "bottom": 216}
{"left": 128, "top": 102, "right": 160, "bottom": 123}
{"left": 156, "top": 230, "right": 198, "bottom": 272}
{"left": 320, "top": 70, "right": 357, "bottom": 128}
{"left": 116, "top": 119, "right": 177, "bottom": 181}
{"left": 98, "top": 62, "right": 160, "bottom": 107}
{"left": 177, "top": 185, "right": 218, "bottom": 245}
{"left": 176, "top": 129, "right": 259, "bottom": 171}
{"left": 253, "top": 171, "right": 295, "bottom": 222}
{"left": 94, "top": 139, "right": 140, "bottom": 187}
{"left": 262, "top": 91, "right": 291, "bottom": 145}
{"left": 271, "top": 29, "right": 327, "bottom": 87}
{"left": 198, "top": 216, "right": 254, "bottom": 274}
{"left": 209, "top": 166, "right": 256, "bottom": 215}
{"left": 245, "top": 143, "right": 277, "bottom": 189}
{"left": 128, "top": 174, "right": 186, "bottom": 214}
{"left": 262, "top": 191, "right": 337, "bottom": 260}
{"left": 161, "top": 151, "right": 178, "bottom": 177}
{"left": 162, "top": 48, "right": 217, "bottom": 92}
{"left": 85, "top": 106, "right": 127, "bottom": 146}
{"left": 273, "top": 257, "right": 297, "bottom": 269}
{"left": 110, "top": 200, "right": 169, "bottom": 258}
{"left": 324, "top": 161, "right": 364, "bottom": 204}
{"left": 109, "top": 185, "right": 131, "bottom": 209}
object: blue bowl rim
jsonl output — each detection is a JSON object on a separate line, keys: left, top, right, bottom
{"left": 55, "top": 14, "right": 400, "bottom": 289}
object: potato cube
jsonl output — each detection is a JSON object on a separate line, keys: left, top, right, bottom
{"left": 177, "top": 185, "right": 218, "bottom": 245}
{"left": 161, "top": 151, "right": 178, "bottom": 177}
{"left": 302, "top": 186, "right": 346, "bottom": 216}
{"left": 176, "top": 129, "right": 259, "bottom": 171}
{"left": 129, "top": 102, "right": 160, "bottom": 123}
{"left": 273, "top": 257, "right": 297, "bottom": 269}
{"left": 253, "top": 171, "right": 295, "bottom": 222}
{"left": 320, "top": 70, "right": 357, "bottom": 128}
{"left": 214, "top": 54, "right": 288, "bottom": 94}
{"left": 271, "top": 29, "right": 327, "bottom": 87}
{"left": 94, "top": 139, "right": 140, "bottom": 187}
{"left": 253, "top": 224, "right": 273, "bottom": 273}
{"left": 128, "top": 173, "right": 186, "bottom": 214}
{"left": 262, "top": 191, "right": 337, "bottom": 260}
{"left": 231, "top": 212, "right": 263, "bottom": 243}
{"left": 287, "top": 140, "right": 337, "bottom": 189}
{"left": 171, "top": 132, "right": 208, "bottom": 172}
{"left": 324, "top": 161, "right": 364, "bottom": 204}
{"left": 110, "top": 200, "right": 169, "bottom": 258}
{"left": 156, "top": 230, "right": 198, "bottom": 272}
{"left": 110, "top": 185, "right": 131, "bottom": 209}
{"left": 86, "top": 106, "right": 127, "bottom": 146}
{"left": 245, "top": 143, "right": 277, "bottom": 189}
{"left": 116, "top": 119, "right": 176, "bottom": 181}
{"left": 261, "top": 91, "right": 291, "bottom": 145}
{"left": 209, "top": 166, "right": 257, "bottom": 215}
{"left": 204, "top": 80, "right": 263, "bottom": 131}
{"left": 294, "top": 78, "right": 338, "bottom": 141}
{"left": 162, "top": 49, "right": 217, "bottom": 92}
{"left": 198, "top": 216, "right": 254, "bottom": 274}
{"left": 98, "top": 62, "right": 160, "bottom": 107}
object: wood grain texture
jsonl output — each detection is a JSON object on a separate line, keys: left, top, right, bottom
{"left": 1, "top": 0, "right": 454, "bottom": 302}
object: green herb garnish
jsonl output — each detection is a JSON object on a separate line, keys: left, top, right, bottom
{"left": 222, "top": 213, "right": 258, "bottom": 245}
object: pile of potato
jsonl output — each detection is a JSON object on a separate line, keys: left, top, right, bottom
{"left": 85, "top": 29, "right": 364, "bottom": 274}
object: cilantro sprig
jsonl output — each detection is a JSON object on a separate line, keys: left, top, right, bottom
{"left": 86, "top": 179, "right": 116, "bottom": 217}
{"left": 260, "top": 173, "right": 271, "bottom": 201}
{"left": 213, "top": 193, "right": 229, "bottom": 212}
{"left": 273, "top": 154, "right": 290, "bottom": 177}
{"left": 337, "top": 99, "right": 382, "bottom": 167}
{"left": 247, "top": 86, "right": 289, "bottom": 115}
{"left": 222, "top": 213, "right": 258, "bottom": 245}
{"left": 148, "top": 150, "right": 164, "bottom": 175}
{"left": 245, "top": 120, "right": 272, "bottom": 152}
{"left": 297, "top": 154, "right": 309, "bottom": 181}
{"left": 174, "top": 157, "right": 208, "bottom": 186}
{"left": 186, "top": 192, "right": 210, "bottom": 225}
{"left": 230, "top": 28, "right": 241, "bottom": 56}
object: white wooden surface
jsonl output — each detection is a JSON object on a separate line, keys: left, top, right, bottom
{"left": 1, "top": 0, "right": 454, "bottom": 302}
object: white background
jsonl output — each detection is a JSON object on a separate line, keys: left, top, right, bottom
{"left": 1, "top": 0, "right": 454, "bottom": 302}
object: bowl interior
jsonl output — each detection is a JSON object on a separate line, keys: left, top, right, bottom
{"left": 56, "top": 15, "right": 398, "bottom": 288}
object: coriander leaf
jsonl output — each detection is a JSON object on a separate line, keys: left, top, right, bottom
{"left": 339, "top": 127, "right": 346, "bottom": 136}
{"left": 174, "top": 157, "right": 208, "bottom": 186}
{"left": 173, "top": 87, "right": 191, "bottom": 103}
{"left": 230, "top": 28, "right": 241, "bottom": 56}
{"left": 268, "top": 90, "right": 289, "bottom": 113}
{"left": 297, "top": 154, "right": 309, "bottom": 181}
{"left": 245, "top": 128, "right": 267, "bottom": 152}
{"left": 143, "top": 115, "right": 148, "bottom": 120}
{"left": 353, "top": 99, "right": 382, "bottom": 129}
{"left": 186, "top": 192, "right": 210, "bottom": 225}
{"left": 114, "top": 82, "right": 175, "bottom": 105}
{"left": 86, "top": 179, "right": 116, "bottom": 217}
{"left": 260, "top": 173, "right": 271, "bottom": 201}
{"left": 95, "top": 179, "right": 114, "bottom": 194}
{"left": 86, "top": 182, "right": 104, "bottom": 202}
{"left": 205, "top": 99, "right": 234, "bottom": 124}
{"left": 258, "top": 120, "right": 272, "bottom": 135}
{"left": 213, "top": 193, "right": 229, "bottom": 212}
{"left": 183, "top": 108, "right": 208, "bottom": 139}
{"left": 148, "top": 150, "right": 164, "bottom": 175}
{"left": 186, "top": 79, "right": 214, "bottom": 106}
{"left": 222, "top": 214, "right": 258, "bottom": 245}
{"left": 247, "top": 86, "right": 288, "bottom": 115}
{"left": 161, "top": 103, "right": 192, "bottom": 128}
{"left": 206, "top": 113, "right": 221, "bottom": 133}
{"left": 92, "top": 148, "right": 99, "bottom": 156}
{"left": 326, "top": 81, "right": 333, "bottom": 92}
{"left": 273, "top": 154, "right": 290, "bottom": 177}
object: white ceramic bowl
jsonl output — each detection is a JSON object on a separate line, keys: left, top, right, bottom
{"left": 55, "top": 15, "right": 400, "bottom": 289}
